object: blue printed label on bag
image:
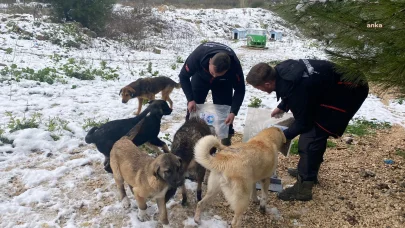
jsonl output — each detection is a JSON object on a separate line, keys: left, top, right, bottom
{"left": 205, "top": 114, "right": 215, "bottom": 125}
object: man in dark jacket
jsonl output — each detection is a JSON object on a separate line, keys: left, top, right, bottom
{"left": 246, "top": 59, "right": 369, "bottom": 201}
{"left": 179, "top": 42, "right": 246, "bottom": 145}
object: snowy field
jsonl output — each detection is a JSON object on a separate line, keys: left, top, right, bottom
{"left": 0, "top": 4, "right": 404, "bottom": 228}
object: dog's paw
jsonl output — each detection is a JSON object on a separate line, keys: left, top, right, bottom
{"left": 194, "top": 213, "right": 201, "bottom": 225}
{"left": 121, "top": 197, "right": 131, "bottom": 209}
{"left": 137, "top": 209, "right": 149, "bottom": 222}
{"left": 181, "top": 199, "right": 189, "bottom": 207}
{"left": 194, "top": 217, "right": 201, "bottom": 225}
{"left": 259, "top": 205, "right": 266, "bottom": 214}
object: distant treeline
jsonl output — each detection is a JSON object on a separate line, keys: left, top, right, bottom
{"left": 0, "top": 0, "right": 48, "bottom": 4}
{"left": 0, "top": 0, "right": 274, "bottom": 8}
{"left": 117, "top": 0, "right": 269, "bottom": 8}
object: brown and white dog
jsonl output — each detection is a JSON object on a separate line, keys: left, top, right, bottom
{"left": 119, "top": 76, "right": 181, "bottom": 115}
{"left": 193, "top": 127, "right": 286, "bottom": 227}
{"left": 110, "top": 121, "right": 183, "bottom": 227}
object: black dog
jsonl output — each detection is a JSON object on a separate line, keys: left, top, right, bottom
{"left": 85, "top": 100, "right": 172, "bottom": 173}
{"left": 171, "top": 117, "right": 215, "bottom": 205}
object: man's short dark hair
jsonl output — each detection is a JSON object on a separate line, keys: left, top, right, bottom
{"left": 246, "top": 62, "right": 277, "bottom": 86}
{"left": 211, "top": 52, "right": 231, "bottom": 73}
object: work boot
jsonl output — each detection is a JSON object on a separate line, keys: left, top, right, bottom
{"left": 221, "top": 134, "right": 233, "bottom": 146}
{"left": 277, "top": 175, "right": 314, "bottom": 201}
{"left": 287, "top": 168, "right": 319, "bottom": 184}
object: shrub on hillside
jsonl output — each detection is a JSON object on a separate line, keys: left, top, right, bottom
{"left": 250, "top": 1, "right": 265, "bottom": 8}
{"left": 103, "top": 6, "right": 167, "bottom": 50}
{"left": 46, "top": 0, "right": 116, "bottom": 34}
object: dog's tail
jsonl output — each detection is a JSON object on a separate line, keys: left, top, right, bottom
{"left": 125, "top": 118, "right": 145, "bottom": 141}
{"left": 85, "top": 127, "right": 98, "bottom": 144}
{"left": 194, "top": 135, "right": 227, "bottom": 172}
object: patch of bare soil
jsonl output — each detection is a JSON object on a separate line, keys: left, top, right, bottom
{"left": 166, "top": 126, "right": 405, "bottom": 227}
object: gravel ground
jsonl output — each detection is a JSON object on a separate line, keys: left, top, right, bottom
{"left": 169, "top": 125, "right": 405, "bottom": 228}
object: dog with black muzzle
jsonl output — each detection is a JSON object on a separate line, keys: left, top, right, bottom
{"left": 119, "top": 76, "right": 181, "bottom": 115}
{"left": 110, "top": 120, "right": 183, "bottom": 227}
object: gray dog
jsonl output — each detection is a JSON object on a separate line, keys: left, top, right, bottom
{"left": 171, "top": 117, "right": 215, "bottom": 205}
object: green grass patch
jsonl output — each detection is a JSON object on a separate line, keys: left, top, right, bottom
{"left": 0, "top": 128, "right": 13, "bottom": 145}
{"left": 61, "top": 61, "right": 119, "bottom": 81}
{"left": 327, "top": 141, "right": 337, "bottom": 148}
{"left": 82, "top": 118, "right": 110, "bottom": 131}
{"left": 6, "top": 112, "right": 42, "bottom": 133}
{"left": 139, "top": 144, "right": 159, "bottom": 155}
{"left": 50, "top": 134, "right": 60, "bottom": 141}
{"left": 0, "top": 65, "right": 59, "bottom": 84}
{"left": 290, "top": 139, "right": 336, "bottom": 155}
{"left": 176, "top": 56, "right": 184, "bottom": 63}
{"left": 161, "top": 133, "right": 172, "bottom": 143}
{"left": 45, "top": 117, "right": 71, "bottom": 134}
{"left": 142, "top": 99, "right": 150, "bottom": 106}
{"left": 396, "top": 149, "right": 405, "bottom": 160}
{"left": 290, "top": 139, "right": 298, "bottom": 155}
{"left": 345, "top": 118, "right": 391, "bottom": 136}
{"left": 147, "top": 62, "right": 152, "bottom": 73}
{"left": 267, "top": 60, "right": 282, "bottom": 66}
{"left": 248, "top": 97, "right": 262, "bottom": 108}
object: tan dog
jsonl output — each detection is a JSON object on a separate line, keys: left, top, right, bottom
{"left": 193, "top": 127, "right": 286, "bottom": 228}
{"left": 110, "top": 121, "right": 183, "bottom": 227}
{"left": 119, "top": 76, "right": 181, "bottom": 115}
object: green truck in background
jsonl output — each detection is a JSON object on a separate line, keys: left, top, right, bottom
{"left": 246, "top": 28, "right": 267, "bottom": 48}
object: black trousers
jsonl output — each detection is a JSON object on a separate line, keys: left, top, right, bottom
{"left": 298, "top": 83, "right": 368, "bottom": 181}
{"left": 185, "top": 75, "right": 235, "bottom": 135}
{"left": 297, "top": 126, "right": 329, "bottom": 181}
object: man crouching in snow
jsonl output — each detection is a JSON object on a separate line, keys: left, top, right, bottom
{"left": 246, "top": 59, "right": 369, "bottom": 201}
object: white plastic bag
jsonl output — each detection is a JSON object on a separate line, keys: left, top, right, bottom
{"left": 242, "top": 107, "right": 295, "bottom": 156}
{"left": 190, "top": 104, "right": 231, "bottom": 139}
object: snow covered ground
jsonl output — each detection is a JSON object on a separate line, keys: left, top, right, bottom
{"left": 0, "top": 5, "right": 404, "bottom": 228}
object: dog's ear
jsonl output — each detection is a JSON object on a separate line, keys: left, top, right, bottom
{"left": 153, "top": 163, "right": 160, "bottom": 178}
{"left": 128, "top": 87, "right": 136, "bottom": 98}
{"left": 119, "top": 89, "right": 122, "bottom": 96}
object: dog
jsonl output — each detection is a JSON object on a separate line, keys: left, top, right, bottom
{"left": 119, "top": 76, "right": 181, "bottom": 115}
{"left": 193, "top": 127, "right": 286, "bottom": 228}
{"left": 110, "top": 121, "right": 183, "bottom": 227}
{"left": 170, "top": 117, "right": 215, "bottom": 206}
{"left": 84, "top": 100, "right": 172, "bottom": 173}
